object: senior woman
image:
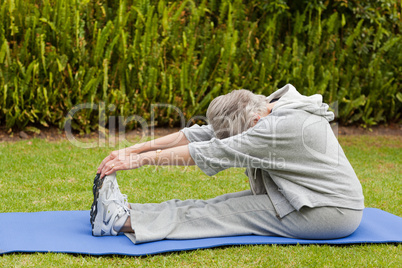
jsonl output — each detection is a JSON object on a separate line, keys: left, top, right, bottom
{"left": 91, "top": 84, "right": 364, "bottom": 244}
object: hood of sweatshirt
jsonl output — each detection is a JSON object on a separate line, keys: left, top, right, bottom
{"left": 266, "top": 84, "right": 334, "bottom": 122}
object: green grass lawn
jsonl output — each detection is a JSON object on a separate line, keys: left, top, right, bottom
{"left": 0, "top": 135, "right": 401, "bottom": 267}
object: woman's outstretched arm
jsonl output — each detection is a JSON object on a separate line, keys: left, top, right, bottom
{"left": 97, "top": 131, "right": 191, "bottom": 177}
{"left": 100, "top": 144, "right": 195, "bottom": 178}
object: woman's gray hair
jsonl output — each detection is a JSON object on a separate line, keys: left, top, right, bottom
{"left": 206, "top": 89, "right": 268, "bottom": 139}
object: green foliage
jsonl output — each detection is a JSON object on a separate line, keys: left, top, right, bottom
{"left": 0, "top": 0, "right": 400, "bottom": 132}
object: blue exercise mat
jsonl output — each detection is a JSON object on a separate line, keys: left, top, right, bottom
{"left": 0, "top": 208, "right": 401, "bottom": 256}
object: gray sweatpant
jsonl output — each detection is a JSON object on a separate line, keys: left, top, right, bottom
{"left": 125, "top": 190, "right": 362, "bottom": 244}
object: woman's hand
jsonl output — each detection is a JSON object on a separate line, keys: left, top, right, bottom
{"left": 96, "top": 131, "right": 191, "bottom": 178}
{"left": 97, "top": 148, "right": 142, "bottom": 178}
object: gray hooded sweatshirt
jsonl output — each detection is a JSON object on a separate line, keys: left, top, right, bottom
{"left": 181, "top": 84, "right": 364, "bottom": 218}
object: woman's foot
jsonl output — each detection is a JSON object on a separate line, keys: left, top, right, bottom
{"left": 91, "top": 173, "right": 131, "bottom": 236}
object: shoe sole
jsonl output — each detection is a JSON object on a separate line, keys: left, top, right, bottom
{"left": 90, "top": 173, "right": 104, "bottom": 233}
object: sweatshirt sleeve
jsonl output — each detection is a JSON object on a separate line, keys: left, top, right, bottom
{"left": 180, "top": 124, "right": 215, "bottom": 142}
{"left": 188, "top": 119, "right": 285, "bottom": 176}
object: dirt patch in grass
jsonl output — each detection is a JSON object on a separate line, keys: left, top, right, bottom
{"left": 337, "top": 123, "right": 401, "bottom": 136}
{"left": 0, "top": 126, "right": 182, "bottom": 143}
{"left": 0, "top": 123, "right": 400, "bottom": 143}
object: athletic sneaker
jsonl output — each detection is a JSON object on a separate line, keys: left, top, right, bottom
{"left": 91, "top": 172, "right": 130, "bottom": 236}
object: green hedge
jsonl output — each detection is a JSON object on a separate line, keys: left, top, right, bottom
{"left": 0, "top": 0, "right": 400, "bottom": 133}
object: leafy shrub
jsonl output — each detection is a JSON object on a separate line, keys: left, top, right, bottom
{"left": 0, "top": 0, "right": 400, "bottom": 133}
